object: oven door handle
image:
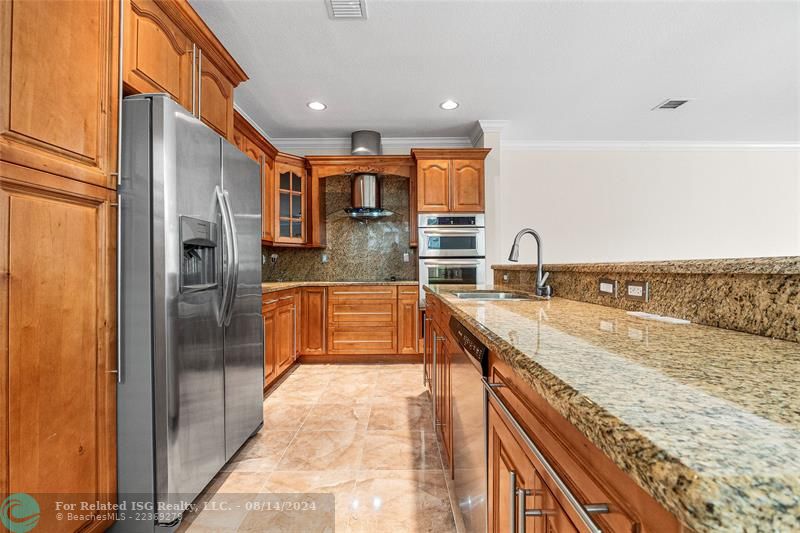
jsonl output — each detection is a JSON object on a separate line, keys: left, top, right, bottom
{"left": 422, "top": 259, "right": 484, "bottom": 266}
{"left": 422, "top": 228, "right": 482, "bottom": 235}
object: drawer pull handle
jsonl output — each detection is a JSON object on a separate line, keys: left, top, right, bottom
{"left": 334, "top": 290, "right": 393, "bottom": 295}
{"left": 264, "top": 299, "right": 279, "bottom": 305}
{"left": 483, "top": 378, "right": 607, "bottom": 533}
{"left": 279, "top": 295, "right": 294, "bottom": 300}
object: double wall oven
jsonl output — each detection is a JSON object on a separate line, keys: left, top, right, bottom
{"left": 418, "top": 214, "right": 486, "bottom": 303}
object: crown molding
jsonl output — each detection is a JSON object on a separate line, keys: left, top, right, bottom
{"left": 500, "top": 140, "right": 800, "bottom": 152}
{"left": 271, "top": 136, "right": 473, "bottom": 155}
{"left": 471, "top": 120, "right": 510, "bottom": 147}
{"left": 233, "top": 104, "right": 275, "bottom": 143}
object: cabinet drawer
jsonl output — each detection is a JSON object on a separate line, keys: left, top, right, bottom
{"left": 398, "top": 286, "right": 419, "bottom": 299}
{"left": 328, "top": 327, "right": 397, "bottom": 354}
{"left": 263, "top": 289, "right": 295, "bottom": 310}
{"left": 329, "top": 285, "right": 398, "bottom": 300}
{"left": 328, "top": 300, "right": 396, "bottom": 326}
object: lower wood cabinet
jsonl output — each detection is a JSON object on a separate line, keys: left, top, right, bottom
{"left": 0, "top": 167, "right": 117, "bottom": 532}
{"left": 265, "top": 285, "right": 421, "bottom": 361}
{"left": 300, "top": 287, "right": 326, "bottom": 355}
{"left": 263, "top": 289, "right": 297, "bottom": 389}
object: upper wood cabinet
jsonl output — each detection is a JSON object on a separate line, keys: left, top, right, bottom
{"left": 274, "top": 154, "right": 308, "bottom": 245}
{"left": 233, "top": 112, "right": 278, "bottom": 242}
{"left": 198, "top": 53, "right": 234, "bottom": 138}
{"left": 124, "top": 0, "right": 193, "bottom": 110}
{"left": 123, "top": 0, "right": 247, "bottom": 140}
{"left": 412, "top": 149, "right": 491, "bottom": 213}
{"left": 0, "top": 0, "right": 120, "bottom": 189}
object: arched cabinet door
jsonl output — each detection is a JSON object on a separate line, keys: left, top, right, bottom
{"left": 451, "top": 160, "right": 484, "bottom": 212}
{"left": 199, "top": 56, "right": 234, "bottom": 139}
{"left": 124, "top": 0, "right": 193, "bottom": 111}
{"left": 417, "top": 160, "right": 451, "bottom": 212}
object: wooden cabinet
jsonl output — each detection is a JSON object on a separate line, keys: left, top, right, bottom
{"left": 451, "top": 159, "right": 485, "bottom": 212}
{"left": 263, "top": 290, "right": 298, "bottom": 389}
{"left": 124, "top": 0, "right": 193, "bottom": 110}
{"left": 412, "top": 149, "right": 491, "bottom": 213}
{"left": 123, "top": 0, "right": 248, "bottom": 141}
{"left": 198, "top": 53, "right": 234, "bottom": 138}
{"left": 233, "top": 112, "right": 278, "bottom": 243}
{"left": 417, "top": 160, "right": 451, "bottom": 212}
{"left": 275, "top": 298, "right": 296, "bottom": 376}
{"left": 263, "top": 301, "right": 277, "bottom": 387}
{"left": 274, "top": 154, "right": 307, "bottom": 244}
{"left": 398, "top": 288, "right": 419, "bottom": 355}
{"left": 300, "top": 287, "right": 326, "bottom": 355}
{"left": 0, "top": 0, "right": 120, "bottom": 189}
{"left": 0, "top": 169, "right": 118, "bottom": 532}
{"left": 328, "top": 285, "right": 398, "bottom": 355}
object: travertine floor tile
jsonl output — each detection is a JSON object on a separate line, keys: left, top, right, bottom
{"left": 302, "top": 403, "right": 371, "bottom": 431}
{"left": 360, "top": 430, "right": 442, "bottom": 470}
{"left": 276, "top": 430, "right": 365, "bottom": 471}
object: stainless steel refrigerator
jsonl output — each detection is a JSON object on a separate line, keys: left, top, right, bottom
{"left": 115, "top": 94, "right": 264, "bottom": 532}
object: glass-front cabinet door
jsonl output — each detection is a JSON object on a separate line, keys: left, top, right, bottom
{"left": 274, "top": 161, "right": 305, "bottom": 244}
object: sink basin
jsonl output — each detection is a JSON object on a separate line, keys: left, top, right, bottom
{"left": 453, "top": 290, "right": 535, "bottom": 301}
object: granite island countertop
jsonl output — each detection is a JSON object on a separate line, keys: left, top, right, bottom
{"left": 263, "top": 280, "right": 418, "bottom": 293}
{"left": 424, "top": 284, "right": 800, "bottom": 532}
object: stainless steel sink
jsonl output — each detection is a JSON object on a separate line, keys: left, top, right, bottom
{"left": 453, "top": 290, "right": 536, "bottom": 301}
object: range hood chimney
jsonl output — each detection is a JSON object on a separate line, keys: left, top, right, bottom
{"left": 345, "top": 131, "right": 393, "bottom": 219}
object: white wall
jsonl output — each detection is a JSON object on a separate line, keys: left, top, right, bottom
{"left": 489, "top": 148, "right": 800, "bottom": 265}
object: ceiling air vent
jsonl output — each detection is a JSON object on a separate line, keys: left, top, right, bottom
{"left": 653, "top": 98, "right": 691, "bottom": 110}
{"left": 326, "top": 0, "right": 368, "bottom": 19}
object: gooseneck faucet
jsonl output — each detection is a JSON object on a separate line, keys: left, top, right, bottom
{"left": 508, "top": 228, "right": 552, "bottom": 298}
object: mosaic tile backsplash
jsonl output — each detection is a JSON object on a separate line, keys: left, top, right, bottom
{"left": 263, "top": 175, "right": 417, "bottom": 282}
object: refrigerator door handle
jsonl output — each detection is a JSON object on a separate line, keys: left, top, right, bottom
{"left": 222, "top": 189, "right": 239, "bottom": 327}
{"left": 216, "top": 186, "right": 234, "bottom": 326}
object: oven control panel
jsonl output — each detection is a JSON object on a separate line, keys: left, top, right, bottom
{"left": 449, "top": 316, "right": 489, "bottom": 375}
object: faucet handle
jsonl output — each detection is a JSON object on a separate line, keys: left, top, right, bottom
{"left": 540, "top": 271, "right": 550, "bottom": 286}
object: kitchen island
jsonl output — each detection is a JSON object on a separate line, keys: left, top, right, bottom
{"left": 425, "top": 284, "right": 800, "bottom": 532}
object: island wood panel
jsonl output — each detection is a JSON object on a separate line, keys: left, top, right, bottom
{"left": 300, "top": 287, "right": 326, "bottom": 355}
{"left": 0, "top": 165, "right": 116, "bottom": 533}
{"left": 488, "top": 354, "right": 680, "bottom": 532}
{"left": 0, "top": 0, "right": 119, "bottom": 189}
{"left": 124, "top": 0, "right": 193, "bottom": 110}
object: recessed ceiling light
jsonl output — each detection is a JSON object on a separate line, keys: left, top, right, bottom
{"left": 307, "top": 101, "right": 327, "bottom": 111}
{"left": 439, "top": 100, "right": 459, "bottom": 110}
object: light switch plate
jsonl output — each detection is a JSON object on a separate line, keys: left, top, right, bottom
{"left": 598, "top": 278, "right": 617, "bottom": 297}
{"left": 625, "top": 280, "right": 650, "bottom": 302}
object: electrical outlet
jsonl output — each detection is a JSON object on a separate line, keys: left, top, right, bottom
{"left": 403, "top": 252, "right": 410, "bottom": 263}
{"left": 503, "top": 273, "right": 509, "bottom": 282}
{"left": 625, "top": 281, "right": 649, "bottom": 302}
{"left": 598, "top": 278, "right": 617, "bottom": 297}
{"left": 321, "top": 253, "right": 329, "bottom": 263}
{"left": 270, "top": 253, "right": 278, "bottom": 265}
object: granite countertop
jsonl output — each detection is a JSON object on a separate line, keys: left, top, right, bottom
{"left": 425, "top": 284, "right": 800, "bottom": 532}
{"left": 494, "top": 256, "right": 800, "bottom": 275}
{"left": 263, "top": 280, "right": 418, "bottom": 293}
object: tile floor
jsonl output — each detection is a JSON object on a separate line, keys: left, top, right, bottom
{"left": 179, "top": 363, "right": 457, "bottom": 532}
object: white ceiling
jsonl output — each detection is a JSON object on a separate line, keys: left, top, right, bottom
{"left": 190, "top": 0, "right": 799, "bottom": 143}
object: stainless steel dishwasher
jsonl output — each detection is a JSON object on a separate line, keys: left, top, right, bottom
{"left": 449, "top": 316, "right": 489, "bottom": 533}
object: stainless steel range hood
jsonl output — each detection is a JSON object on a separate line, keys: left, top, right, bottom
{"left": 345, "top": 131, "right": 393, "bottom": 219}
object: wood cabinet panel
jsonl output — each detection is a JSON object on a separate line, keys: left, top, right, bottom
{"left": 263, "top": 305, "right": 277, "bottom": 388}
{"left": 275, "top": 299, "right": 296, "bottom": 376}
{"left": 274, "top": 159, "right": 306, "bottom": 244}
{"left": 328, "top": 301, "right": 397, "bottom": 327}
{"left": 300, "top": 287, "right": 326, "bottom": 355}
{"left": 450, "top": 159, "right": 484, "bottom": 212}
{"left": 1, "top": 0, "right": 119, "bottom": 188}
{"left": 417, "top": 160, "right": 450, "bottom": 212}
{"left": 124, "top": 0, "right": 193, "bottom": 109}
{"left": 0, "top": 169, "right": 116, "bottom": 532}
{"left": 198, "top": 53, "right": 234, "bottom": 139}
{"left": 328, "top": 327, "right": 397, "bottom": 355}
{"left": 398, "top": 295, "right": 418, "bottom": 355}
{"left": 329, "top": 285, "right": 398, "bottom": 300}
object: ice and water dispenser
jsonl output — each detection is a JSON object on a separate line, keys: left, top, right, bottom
{"left": 180, "top": 216, "right": 218, "bottom": 292}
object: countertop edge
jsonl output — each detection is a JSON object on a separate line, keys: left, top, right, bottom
{"left": 263, "top": 280, "right": 418, "bottom": 293}
{"left": 492, "top": 256, "right": 800, "bottom": 275}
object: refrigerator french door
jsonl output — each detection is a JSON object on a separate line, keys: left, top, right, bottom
{"left": 116, "top": 95, "right": 263, "bottom": 532}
